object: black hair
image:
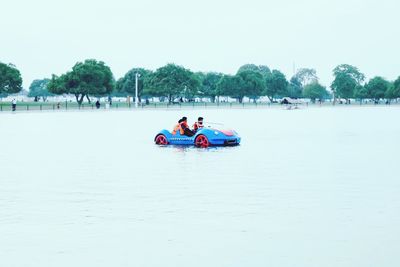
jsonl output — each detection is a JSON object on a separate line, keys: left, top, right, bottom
{"left": 198, "top": 117, "right": 203, "bottom": 121}
{"left": 182, "top": 117, "right": 187, "bottom": 121}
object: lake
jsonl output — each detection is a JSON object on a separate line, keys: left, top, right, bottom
{"left": 1, "top": 106, "right": 399, "bottom": 267}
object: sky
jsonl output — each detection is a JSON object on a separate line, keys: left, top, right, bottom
{"left": 1, "top": 0, "right": 399, "bottom": 89}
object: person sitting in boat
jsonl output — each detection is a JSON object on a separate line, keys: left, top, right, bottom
{"left": 192, "top": 117, "right": 204, "bottom": 132}
{"left": 180, "top": 117, "right": 195, "bottom": 136}
{"left": 172, "top": 117, "right": 195, "bottom": 137}
{"left": 172, "top": 119, "right": 184, "bottom": 135}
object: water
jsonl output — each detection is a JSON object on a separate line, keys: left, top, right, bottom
{"left": 1, "top": 106, "right": 399, "bottom": 267}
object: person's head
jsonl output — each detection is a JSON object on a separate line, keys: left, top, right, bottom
{"left": 178, "top": 118, "right": 183, "bottom": 123}
{"left": 182, "top": 116, "right": 187, "bottom": 122}
{"left": 198, "top": 117, "right": 203, "bottom": 124}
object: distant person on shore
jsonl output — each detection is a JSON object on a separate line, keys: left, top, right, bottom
{"left": 193, "top": 117, "right": 204, "bottom": 132}
{"left": 95, "top": 100, "right": 101, "bottom": 109}
{"left": 11, "top": 99, "right": 17, "bottom": 111}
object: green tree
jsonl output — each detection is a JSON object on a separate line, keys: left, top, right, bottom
{"left": 365, "top": 76, "right": 389, "bottom": 102}
{"left": 48, "top": 59, "right": 115, "bottom": 105}
{"left": 147, "top": 64, "right": 200, "bottom": 103}
{"left": 0, "top": 62, "right": 23, "bottom": 95}
{"left": 28, "top": 79, "right": 52, "bottom": 101}
{"left": 303, "top": 82, "right": 328, "bottom": 103}
{"left": 385, "top": 76, "right": 400, "bottom": 101}
{"left": 216, "top": 75, "right": 230, "bottom": 98}
{"left": 237, "top": 70, "right": 265, "bottom": 102}
{"left": 289, "top": 68, "right": 318, "bottom": 98}
{"left": 287, "top": 76, "right": 303, "bottom": 98}
{"left": 216, "top": 75, "right": 246, "bottom": 103}
{"left": 385, "top": 83, "right": 396, "bottom": 102}
{"left": 116, "top": 68, "right": 152, "bottom": 102}
{"left": 394, "top": 76, "right": 400, "bottom": 93}
{"left": 331, "top": 64, "right": 365, "bottom": 100}
{"left": 237, "top": 64, "right": 271, "bottom": 78}
{"left": 142, "top": 76, "right": 163, "bottom": 99}
{"left": 294, "top": 68, "right": 318, "bottom": 87}
{"left": 264, "top": 70, "right": 288, "bottom": 102}
{"left": 197, "top": 72, "right": 223, "bottom": 102}
{"left": 354, "top": 85, "right": 369, "bottom": 104}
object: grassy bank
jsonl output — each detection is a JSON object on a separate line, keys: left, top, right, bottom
{"left": 0, "top": 101, "right": 278, "bottom": 112}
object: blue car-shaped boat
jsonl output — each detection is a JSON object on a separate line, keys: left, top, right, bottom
{"left": 154, "top": 128, "right": 241, "bottom": 147}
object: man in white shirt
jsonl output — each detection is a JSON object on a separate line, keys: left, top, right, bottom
{"left": 11, "top": 99, "right": 17, "bottom": 111}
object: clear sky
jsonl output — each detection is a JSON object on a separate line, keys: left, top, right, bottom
{"left": 1, "top": 0, "right": 399, "bottom": 89}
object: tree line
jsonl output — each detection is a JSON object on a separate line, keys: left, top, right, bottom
{"left": 1, "top": 59, "right": 400, "bottom": 104}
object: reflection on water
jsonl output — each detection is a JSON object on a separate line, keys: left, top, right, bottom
{"left": 0, "top": 107, "right": 400, "bottom": 267}
{"left": 161, "top": 144, "right": 241, "bottom": 153}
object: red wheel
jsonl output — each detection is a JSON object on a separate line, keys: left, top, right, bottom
{"left": 195, "top": 135, "right": 209, "bottom": 148}
{"left": 155, "top": 134, "right": 168, "bottom": 145}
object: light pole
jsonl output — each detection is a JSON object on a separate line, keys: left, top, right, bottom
{"left": 135, "top": 73, "right": 141, "bottom": 108}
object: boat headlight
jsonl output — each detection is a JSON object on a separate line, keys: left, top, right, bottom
{"left": 214, "top": 131, "right": 219, "bottom": 135}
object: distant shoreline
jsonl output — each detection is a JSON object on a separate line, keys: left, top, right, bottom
{"left": 1, "top": 101, "right": 399, "bottom": 114}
